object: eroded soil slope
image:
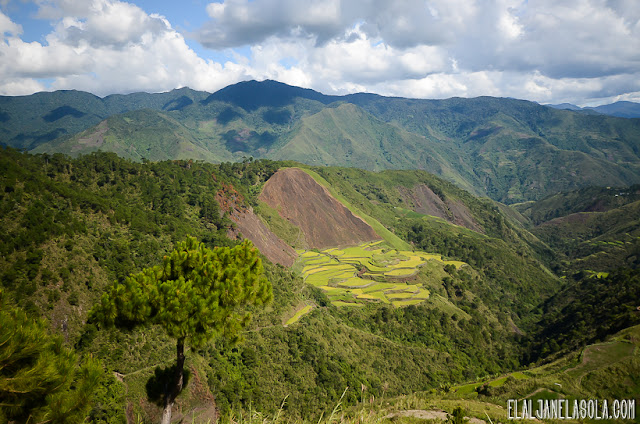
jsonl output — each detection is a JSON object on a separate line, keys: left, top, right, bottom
{"left": 259, "top": 168, "right": 381, "bottom": 248}
{"left": 398, "top": 184, "right": 484, "bottom": 233}
{"left": 217, "top": 182, "right": 297, "bottom": 266}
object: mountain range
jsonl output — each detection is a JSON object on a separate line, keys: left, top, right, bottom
{"left": 547, "top": 100, "right": 640, "bottom": 118}
{"left": 2, "top": 81, "right": 640, "bottom": 421}
{"left": 2, "top": 80, "right": 640, "bottom": 204}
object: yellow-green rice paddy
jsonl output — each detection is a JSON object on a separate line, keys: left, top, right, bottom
{"left": 285, "top": 305, "right": 313, "bottom": 326}
{"left": 295, "top": 242, "right": 467, "bottom": 307}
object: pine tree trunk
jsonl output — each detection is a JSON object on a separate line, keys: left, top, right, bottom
{"left": 161, "top": 402, "right": 173, "bottom": 424}
{"left": 160, "top": 338, "right": 185, "bottom": 424}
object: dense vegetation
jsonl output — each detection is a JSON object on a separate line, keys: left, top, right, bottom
{"left": 0, "top": 290, "right": 101, "bottom": 423}
{"left": 524, "top": 269, "right": 640, "bottom": 363}
{"left": 3, "top": 80, "right": 639, "bottom": 203}
{"left": 299, "top": 166, "right": 559, "bottom": 321}
{"left": 1, "top": 147, "right": 639, "bottom": 422}
{"left": 513, "top": 185, "right": 640, "bottom": 274}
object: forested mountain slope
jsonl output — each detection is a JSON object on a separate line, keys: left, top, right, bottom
{"left": 1, "top": 80, "right": 638, "bottom": 203}
{"left": 513, "top": 185, "right": 640, "bottom": 274}
{"left": 0, "top": 147, "right": 587, "bottom": 422}
{"left": 3, "top": 128, "right": 640, "bottom": 422}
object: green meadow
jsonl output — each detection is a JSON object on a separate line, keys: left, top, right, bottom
{"left": 296, "top": 241, "right": 466, "bottom": 307}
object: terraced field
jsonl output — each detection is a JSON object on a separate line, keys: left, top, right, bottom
{"left": 296, "top": 241, "right": 465, "bottom": 307}
{"left": 285, "top": 304, "right": 313, "bottom": 326}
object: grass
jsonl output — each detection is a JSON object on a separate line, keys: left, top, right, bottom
{"left": 391, "top": 299, "right": 424, "bottom": 307}
{"left": 429, "top": 294, "right": 472, "bottom": 319}
{"left": 338, "top": 277, "right": 374, "bottom": 288}
{"left": 386, "top": 292, "right": 417, "bottom": 300}
{"left": 455, "top": 382, "right": 483, "bottom": 395}
{"left": 387, "top": 256, "right": 426, "bottom": 268}
{"left": 331, "top": 301, "right": 365, "bottom": 307}
{"left": 361, "top": 283, "right": 398, "bottom": 293}
{"left": 565, "top": 341, "right": 635, "bottom": 380}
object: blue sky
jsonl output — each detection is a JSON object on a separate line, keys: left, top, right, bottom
{"left": 1, "top": 0, "right": 639, "bottom": 106}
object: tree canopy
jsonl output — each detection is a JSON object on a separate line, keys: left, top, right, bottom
{"left": 0, "top": 290, "right": 100, "bottom": 423}
{"left": 90, "top": 236, "right": 272, "bottom": 423}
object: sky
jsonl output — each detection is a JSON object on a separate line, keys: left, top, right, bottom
{"left": 0, "top": 0, "right": 639, "bottom": 106}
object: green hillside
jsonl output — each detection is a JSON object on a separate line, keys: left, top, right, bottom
{"left": 2, "top": 147, "right": 639, "bottom": 422}
{"left": 0, "top": 87, "right": 209, "bottom": 150}
{"left": 2, "top": 81, "right": 640, "bottom": 423}
{"left": 512, "top": 185, "right": 640, "bottom": 274}
{"left": 514, "top": 185, "right": 640, "bottom": 225}
{"left": 524, "top": 269, "right": 640, "bottom": 362}
{"left": 32, "top": 109, "right": 228, "bottom": 163}
{"left": 347, "top": 94, "right": 640, "bottom": 202}
{"left": 2, "top": 148, "right": 564, "bottom": 422}
{"left": 329, "top": 323, "right": 640, "bottom": 424}
{"left": 3, "top": 80, "right": 640, "bottom": 203}
{"left": 269, "top": 104, "right": 475, "bottom": 193}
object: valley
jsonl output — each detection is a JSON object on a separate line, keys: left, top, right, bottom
{"left": 1, "top": 81, "right": 639, "bottom": 423}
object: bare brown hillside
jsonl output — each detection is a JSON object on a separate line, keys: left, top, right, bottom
{"left": 217, "top": 182, "right": 297, "bottom": 266}
{"left": 398, "top": 184, "right": 484, "bottom": 233}
{"left": 259, "top": 168, "right": 381, "bottom": 248}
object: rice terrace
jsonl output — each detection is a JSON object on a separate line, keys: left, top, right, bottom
{"left": 296, "top": 241, "right": 466, "bottom": 307}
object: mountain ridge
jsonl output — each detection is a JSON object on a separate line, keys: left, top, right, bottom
{"left": 547, "top": 100, "right": 640, "bottom": 118}
{"left": 3, "top": 80, "right": 640, "bottom": 204}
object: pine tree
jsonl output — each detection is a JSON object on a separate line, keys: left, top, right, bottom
{"left": 90, "top": 236, "right": 272, "bottom": 424}
{"left": 0, "top": 290, "right": 101, "bottom": 423}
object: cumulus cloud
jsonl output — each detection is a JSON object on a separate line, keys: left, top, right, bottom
{"left": 486, "top": 1, "right": 640, "bottom": 79}
{"left": 198, "top": 0, "right": 348, "bottom": 48}
{"left": 0, "top": 0, "right": 639, "bottom": 105}
{"left": 0, "top": 10, "right": 21, "bottom": 35}
{"left": 52, "top": 2, "right": 170, "bottom": 48}
{"left": 198, "top": 0, "right": 640, "bottom": 79}
{"left": 0, "top": 0, "right": 252, "bottom": 96}
{"left": 227, "top": 0, "right": 640, "bottom": 105}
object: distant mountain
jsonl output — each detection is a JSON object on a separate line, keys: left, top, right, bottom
{"left": 546, "top": 103, "right": 583, "bottom": 111}
{"left": 202, "top": 79, "right": 340, "bottom": 110}
{"left": 0, "top": 87, "right": 208, "bottom": 149}
{"left": 5, "top": 80, "right": 640, "bottom": 203}
{"left": 546, "top": 100, "right": 640, "bottom": 118}
{"left": 32, "top": 109, "right": 227, "bottom": 163}
{"left": 589, "top": 101, "right": 640, "bottom": 119}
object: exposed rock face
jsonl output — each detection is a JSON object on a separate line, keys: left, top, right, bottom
{"left": 259, "top": 168, "right": 381, "bottom": 249}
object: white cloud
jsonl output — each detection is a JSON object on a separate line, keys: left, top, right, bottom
{"left": 0, "top": 36, "right": 93, "bottom": 78}
{"left": 0, "top": 0, "right": 639, "bottom": 106}
{"left": 51, "top": 1, "right": 169, "bottom": 48}
{"left": 196, "top": 0, "right": 478, "bottom": 49}
{"left": 0, "top": 10, "right": 21, "bottom": 35}
{"left": 0, "top": 77, "right": 47, "bottom": 96}
{"left": 0, "top": 0, "right": 252, "bottom": 96}
{"left": 238, "top": 0, "right": 640, "bottom": 104}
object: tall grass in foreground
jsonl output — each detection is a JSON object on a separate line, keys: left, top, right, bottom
{"left": 166, "top": 387, "right": 391, "bottom": 424}
{"left": 134, "top": 388, "right": 490, "bottom": 424}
